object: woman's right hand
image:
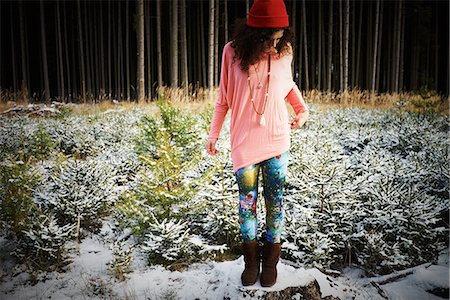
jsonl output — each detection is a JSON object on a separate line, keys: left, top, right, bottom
{"left": 206, "top": 138, "right": 219, "bottom": 156}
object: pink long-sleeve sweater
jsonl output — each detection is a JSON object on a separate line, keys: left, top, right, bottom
{"left": 209, "top": 42, "right": 308, "bottom": 172}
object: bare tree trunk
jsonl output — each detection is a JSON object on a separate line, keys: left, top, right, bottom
{"left": 171, "top": 0, "right": 179, "bottom": 87}
{"left": 56, "top": 1, "right": 65, "bottom": 100}
{"left": 298, "top": 12, "right": 303, "bottom": 88}
{"left": 355, "top": 1, "right": 362, "bottom": 89}
{"left": 317, "top": 0, "right": 322, "bottom": 90}
{"left": 376, "top": 0, "right": 384, "bottom": 92}
{"left": 338, "top": 0, "right": 343, "bottom": 92}
{"left": 10, "top": 5, "right": 18, "bottom": 95}
{"left": 19, "top": 0, "right": 29, "bottom": 99}
{"left": 39, "top": 0, "right": 50, "bottom": 101}
{"left": 224, "top": 0, "right": 228, "bottom": 42}
{"left": 145, "top": 0, "right": 152, "bottom": 98}
{"left": 302, "top": 0, "right": 309, "bottom": 90}
{"left": 0, "top": 2, "right": 2, "bottom": 97}
{"left": 84, "top": 2, "right": 92, "bottom": 101}
{"left": 156, "top": 0, "right": 163, "bottom": 88}
{"left": 181, "top": 0, "right": 188, "bottom": 89}
{"left": 108, "top": 0, "right": 112, "bottom": 97}
{"left": 208, "top": 0, "right": 215, "bottom": 94}
{"left": 291, "top": 1, "right": 296, "bottom": 71}
{"left": 126, "top": 0, "right": 130, "bottom": 100}
{"left": 200, "top": 3, "right": 206, "bottom": 86}
{"left": 214, "top": 0, "right": 219, "bottom": 86}
{"left": 393, "top": 0, "right": 402, "bottom": 93}
{"left": 99, "top": 4, "right": 105, "bottom": 97}
{"left": 77, "top": 0, "right": 86, "bottom": 104}
{"left": 399, "top": 4, "right": 405, "bottom": 92}
{"left": 117, "top": 3, "right": 123, "bottom": 99}
{"left": 371, "top": 0, "right": 380, "bottom": 93}
{"left": 343, "top": 0, "right": 349, "bottom": 91}
{"left": 327, "top": 0, "right": 333, "bottom": 92}
{"left": 137, "top": 0, "right": 145, "bottom": 103}
{"left": 62, "top": 2, "right": 71, "bottom": 101}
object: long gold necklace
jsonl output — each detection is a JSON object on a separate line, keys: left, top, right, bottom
{"left": 248, "top": 55, "right": 271, "bottom": 127}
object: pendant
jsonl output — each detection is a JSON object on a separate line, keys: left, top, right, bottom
{"left": 257, "top": 83, "right": 262, "bottom": 89}
{"left": 259, "top": 115, "right": 266, "bottom": 126}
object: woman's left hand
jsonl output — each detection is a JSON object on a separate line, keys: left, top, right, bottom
{"left": 290, "top": 111, "right": 309, "bottom": 129}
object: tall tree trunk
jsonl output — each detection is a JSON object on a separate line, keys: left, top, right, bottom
{"left": 156, "top": 0, "right": 163, "bottom": 88}
{"left": 118, "top": 3, "right": 123, "bottom": 99}
{"left": 39, "top": 0, "right": 50, "bottom": 101}
{"left": 84, "top": 2, "right": 92, "bottom": 101}
{"left": 246, "top": 0, "right": 249, "bottom": 15}
{"left": 145, "top": 0, "right": 152, "bottom": 98}
{"left": 77, "top": 0, "right": 86, "bottom": 104}
{"left": 63, "top": 2, "right": 71, "bottom": 101}
{"left": 214, "top": 0, "right": 219, "bottom": 86}
{"left": 302, "top": 0, "right": 309, "bottom": 90}
{"left": 126, "top": 0, "right": 130, "bottom": 100}
{"left": 181, "top": 0, "right": 188, "bottom": 89}
{"left": 171, "top": 0, "right": 179, "bottom": 87}
{"left": 317, "top": 0, "right": 322, "bottom": 90}
{"left": 298, "top": 10, "right": 303, "bottom": 88}
{"left": 19, "top": 0, "right": 29, "bottom": 99}
{"left": 224, "top": 0, "right": 228, "bottom": 43}
{"left": 137, "top": 0, "right": 145, "bottom": 103}
{"left": 0, "top": 2, "right": 2, "bottom": 96}
{"left": 89, "top": 3, "right": 96, "bottom": 98}
{"left": 200, "top": 3, "right": 206, "bottom": 86}
{"left": 99, "top": 4, "right": 105, "bottom": 97}
{"left": 108, "top": 0, "right": 112, "bottom": 97}
{"left": 327, "top": 0, "right": 333, "bottom": 92}
{"left": 399, "top": 4, "right": 405, "bottom": 92}
{"left": 291, "top": 1, "right": 296, "bottom": 72}
{"left": 393, "top": 0, "right": 402, "bottom": 93}
{"left": 208, "top": 0, "right": 215, "bottom": 94}
{"left": 371, "top": 0, "right": 380, "bottom": 93}
{"left": 355, "top": 2, "right": 362, "bottom": 89}
{"left": 56, "top": 1, "right": 65, "bottom": 100}
{"left": 343, "top": 0, "right": 349, "bottom": 91}
{"left": 376, "top": 0, "right": 384, "bottom": 92}
{"left": 10, "top": 4, "right": 18, "bottom": 95}
{"left": 338, "top": 0, "right": 343, "bottom": 91}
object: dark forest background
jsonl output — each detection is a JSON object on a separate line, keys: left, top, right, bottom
{"left": 0, "top": 0, "right": 448, "bottom": 102}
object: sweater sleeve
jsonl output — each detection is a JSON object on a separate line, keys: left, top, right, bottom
{"left": 286, "top": 85, "right": 309, "bottom": 115}
{"left": 208, "top": 44, "right": 230, "bottom": 140}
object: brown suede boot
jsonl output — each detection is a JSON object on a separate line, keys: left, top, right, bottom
{"left": 241, "top": 240, "right": 260, "bottom": 286}
{"left": 260, "top": 242, "right": 281, "bottom": 287}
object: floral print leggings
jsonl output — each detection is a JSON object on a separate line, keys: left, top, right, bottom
{"left": 235, "top": 152, "right": 289, "bottom": 243}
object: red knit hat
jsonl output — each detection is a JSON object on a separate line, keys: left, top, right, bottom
{"left": 246, "top": 0, "right": 289, "bottom": 28}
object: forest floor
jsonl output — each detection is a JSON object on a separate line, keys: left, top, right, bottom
{"left": 0, "top": 232, "right": 448, "bottom": 300}
{"left": 0, "top": 93, "right": 448, "bottom": 300}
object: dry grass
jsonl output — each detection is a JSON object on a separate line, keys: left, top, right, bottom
{"left": 1, "top": 87, "right": 447, "bottom": 115}
{"left": 305, "top": 89, "right": 448, "bottom": 114}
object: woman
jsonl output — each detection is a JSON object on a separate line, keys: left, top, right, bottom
{"left": 206, "top": 0, "right": 309, "bottom": 287}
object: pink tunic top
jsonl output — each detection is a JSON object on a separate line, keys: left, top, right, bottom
{"left": 209, "top": 42, "right": 308, "bottom": 172}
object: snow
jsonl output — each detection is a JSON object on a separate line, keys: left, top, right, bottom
{"left": 1, "top": 235, "right": 448, "bottom": 299}
{"left": 0, "top": 105, "right": 448, "bottom": 299}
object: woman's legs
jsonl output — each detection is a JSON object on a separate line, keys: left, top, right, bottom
{"left": 235, "top": 153, "right": 288, "bottom": 287}
{"left": 235, "top": 164, "right": 261, "bottom": 285}
{"left": 235, "top": 164, "right": 260, "bottom": 242}
{"left": 261, "top": 152, "right": 289, "bottom": 243}
{"left": 235, "top": 151, "right": 289, "bottom": 243}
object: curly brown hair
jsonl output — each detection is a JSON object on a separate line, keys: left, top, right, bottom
{"left": 230, "top": 19, "right": 294, "bottom": 71}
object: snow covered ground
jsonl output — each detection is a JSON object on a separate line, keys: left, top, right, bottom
{"left": 1, "top": 234, "right": 448, "bottom": 300}
{"left": 0, "top": 105, "right": 448, "bottom": 300}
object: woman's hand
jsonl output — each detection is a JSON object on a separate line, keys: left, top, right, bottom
{"left": 206, "top": 138, "right": 219, "bottom": 156}
{"left": 290, "top": 110, "right": 309, "bottom": 129}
